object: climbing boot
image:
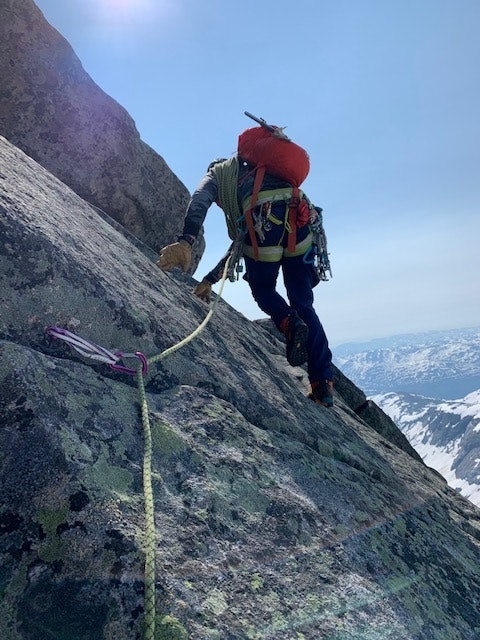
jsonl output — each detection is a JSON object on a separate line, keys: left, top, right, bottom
{"left": 309, "top": 380, "right": 334, "bottom": 408}
{"left": 280, "top": 312, "right": 309, "bottom": 367}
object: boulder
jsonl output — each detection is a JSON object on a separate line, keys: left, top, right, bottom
{"left": 0, "top": 0, "right": 202, "bottom": 267}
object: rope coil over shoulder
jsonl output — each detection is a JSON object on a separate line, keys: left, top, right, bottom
{"left": 45, "top": 258, "right": 231, "bottom": 640}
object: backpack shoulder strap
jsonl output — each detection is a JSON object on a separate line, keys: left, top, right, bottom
{"left": 243, "top": 164, "right": 266, "bottom": 261}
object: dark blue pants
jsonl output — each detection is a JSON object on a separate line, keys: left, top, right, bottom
{"left": 244, "top": 219, "right": 333, "bottom": 383}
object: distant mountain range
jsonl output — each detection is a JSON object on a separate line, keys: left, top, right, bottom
{"left": 335, "top": 327, "right": 480, "bottom": 507}
{"left": 334, "top": 326, "right": 480, "bottom": 399}
{"left": 372, "top": 389, "right": 480, "bottom": 507}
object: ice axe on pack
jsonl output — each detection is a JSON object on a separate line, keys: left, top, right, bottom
{"left": 244, "top": 111, "right": 291, "bottom": 141}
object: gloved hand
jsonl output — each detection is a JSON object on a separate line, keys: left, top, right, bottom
{"left": 193, "top": 278, "right": 212, "bottom": 304}
{"left": 156, "top": 240, "right": 192, "bottom": 272}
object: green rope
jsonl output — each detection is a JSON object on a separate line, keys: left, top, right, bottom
{"left": 210, "top": 157, "right": 241, "bottom": 241}
{"left": 137, "top": 258, "right": 231, "bottom": 640}
{"left": 148, "top": 260, "right": 230, "bottom": 367}
{"left": 136, "top": 362, "right": 157, "bottom": 640}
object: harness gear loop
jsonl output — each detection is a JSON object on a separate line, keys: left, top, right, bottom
{"left": 226, "top": 225, "right": 246, "bottom": 282}
{"left": 310, "top": 216, "right": 333, "bottom": 281}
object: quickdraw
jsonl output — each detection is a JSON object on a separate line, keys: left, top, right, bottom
{"left": 45, "top": 326, "right": 148, "bottom": 376}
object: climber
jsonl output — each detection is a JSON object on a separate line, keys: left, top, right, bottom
{"left": 157, "top": 151, "right": 334, "bottom": 407}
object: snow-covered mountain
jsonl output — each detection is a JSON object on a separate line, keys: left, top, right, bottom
{"left": 372, "top": 389, "right": 480, "bottom": 507}
{"left": 334, "top": 326, "right": 480, "bottom": 399}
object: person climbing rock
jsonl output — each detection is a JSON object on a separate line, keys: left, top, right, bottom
{"left": 157, "top": 123, "right": 334, "bottom": 407}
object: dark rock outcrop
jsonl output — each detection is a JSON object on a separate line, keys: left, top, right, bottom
{"left": 0, "top": 0, "right": 202, "bottom": 265}
{"left": 2, "top": 135, "right": 480, "bottom": 640}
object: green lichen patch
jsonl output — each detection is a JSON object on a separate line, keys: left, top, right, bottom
{"left": 202, "top": 588, "right": 229, "bottom": 617}
{"left": 84, "top": 450, "right": 133, "bottom": 495}
{"left": 155, "top": 614, "right": 188, "bottom": 640}
{"left": 37, "top": 506, "right": 69, "bottom": 537}
{"left": 151, "top": 420, "right": 187, "bottom": 456}
{"left": 36, "top": 506, "right": 69, "bottom": 563}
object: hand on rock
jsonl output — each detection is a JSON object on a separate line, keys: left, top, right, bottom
{"left": 156, "top": 240, "right": 192, "bottom": 272}
{"left": 193, "top": 278, "right": 212, "bottom": 304}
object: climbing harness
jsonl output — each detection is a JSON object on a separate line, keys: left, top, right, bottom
{"left": 46, "top": 259, "right": 231, "bottom": 640}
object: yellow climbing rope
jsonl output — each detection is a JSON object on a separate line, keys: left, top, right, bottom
{"left": 136, "top": 259, "right": 231, "bottom": 640}
{"left": 46, "top": 260, "right": 231, "bottom": 640}
{"left": 148, "top": 267, "right": 229, "bottom": 367}
{"left": 136, "top": 363, "right": 156, "bottom": 640}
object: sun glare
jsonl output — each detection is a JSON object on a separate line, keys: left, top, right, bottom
{"left": 96, "top": 0, "right": 173, "bottom": 28}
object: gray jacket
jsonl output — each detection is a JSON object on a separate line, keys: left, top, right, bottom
{"left": 181, "top": 158, "right": 291, "bottom": 238}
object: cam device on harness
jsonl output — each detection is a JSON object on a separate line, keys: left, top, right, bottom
{"left": 239, "top": 112, "right": 311, "bottom": 260}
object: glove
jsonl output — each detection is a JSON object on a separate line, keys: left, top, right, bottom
{"left": 193, "top": 278, "right": 212, "bottom": 304}
{"left": 156, "top": 240, "right": 192, "bottom": 272}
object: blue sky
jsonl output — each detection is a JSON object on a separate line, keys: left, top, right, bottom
{"left": 34, "top": 0, "right": 480, "bottom": 347}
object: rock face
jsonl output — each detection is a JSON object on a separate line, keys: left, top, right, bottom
{"left": 0, "top": 0, "right": 201, "bottom": 265}
{"left": 2, "top": 136, "right": 480, "bottom": 640}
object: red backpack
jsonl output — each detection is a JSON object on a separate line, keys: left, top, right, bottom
{"left": 238, "top": 125, "right": 310, "bottom": 187}
{"left": 237, "top": 114, "right": 311, "bottom": 259}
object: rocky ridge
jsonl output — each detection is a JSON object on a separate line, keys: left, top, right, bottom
{"left": 1, "top": 135, "right": 480, "bottom": 639}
